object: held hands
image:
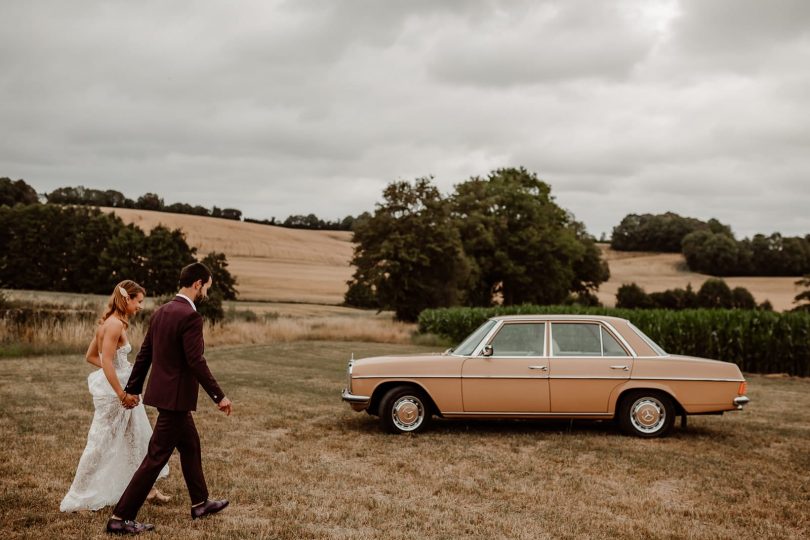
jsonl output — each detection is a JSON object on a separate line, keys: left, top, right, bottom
{"left": 217, "top": 397, "right": 233, "bottom": 416}
{"left": 120, "top": 393, "right": 140, "bottom": 409}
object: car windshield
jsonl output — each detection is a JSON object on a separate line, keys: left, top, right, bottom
{"left": 627, "top": 322, "right": 667, "bottom": 356}
{"left": 453, "top": 320, "right": 497, "bottom": 356}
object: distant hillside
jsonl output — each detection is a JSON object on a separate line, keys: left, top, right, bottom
{"left": 107, "top": 208, "right": 353, "bottom": 304}
{"left": 597, "top": 244, "right": 801, "bottom": 312}
{"left": 103, "top": 210, "right": 802, "bottom": 310}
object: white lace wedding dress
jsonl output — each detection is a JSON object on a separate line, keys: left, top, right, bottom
{"left": 60, "top": 343, "right": 169, "bottom": 512}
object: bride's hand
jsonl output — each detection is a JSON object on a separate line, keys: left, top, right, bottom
{"left": 122, "top": 393, "right": 139, "bottom": 409}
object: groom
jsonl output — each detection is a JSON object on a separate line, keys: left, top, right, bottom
{"left": 106, "top": 262, "right": 233, "bottom": 535}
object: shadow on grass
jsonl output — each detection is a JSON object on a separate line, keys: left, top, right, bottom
{"left": 341, "top": 414, "right": 718, "bottom": 439}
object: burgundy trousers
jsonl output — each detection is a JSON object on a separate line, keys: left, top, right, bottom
{"left": 113, "top": 409, "right": 209, "bottom": 520}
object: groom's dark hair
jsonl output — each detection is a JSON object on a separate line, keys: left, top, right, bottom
{"left": 179, "top": 262, "right": 212, "bottom": 288}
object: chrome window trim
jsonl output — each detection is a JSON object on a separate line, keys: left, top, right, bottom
{"left": 482, "top": 321, "right": 548, "bottom": 359}
{"left": 450, "top": 319, "right": 502, "bottom": 357}
{"left": 549, "top": 321, "right": 637, "bottom": 358}
{"left": 627, "top": 321, "right": 668, "bottom": 356}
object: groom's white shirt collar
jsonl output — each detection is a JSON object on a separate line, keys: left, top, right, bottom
{"left": 176, "top": 293, "right": 197, "bottom": 311}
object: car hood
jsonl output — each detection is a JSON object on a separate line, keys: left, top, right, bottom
{"left": 352, "top": 353, "right": 462, "bottom": 377}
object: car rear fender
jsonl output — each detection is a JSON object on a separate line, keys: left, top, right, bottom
{"left": 609, "top": 381, "right": 686, "bottom": 416}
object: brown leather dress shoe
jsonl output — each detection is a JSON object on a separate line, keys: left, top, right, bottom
{"left": 105, "top": 518, "right": 155, "bottom": 534}
{"left": 190, "top": 498, "right": 229, "bottom": 520}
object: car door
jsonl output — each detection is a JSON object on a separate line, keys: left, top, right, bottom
{"left": 548, "top": 322, "right": 633, "bottom": 413}
{"left": 462, "top": 322, "right": 550, "bottom": 412}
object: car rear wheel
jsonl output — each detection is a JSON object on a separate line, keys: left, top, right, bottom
{"left": 379, "top": 385, "right": 432, "bottom": 434}
{"left": 618, "top": 391, "right": 675, "bottom": 438}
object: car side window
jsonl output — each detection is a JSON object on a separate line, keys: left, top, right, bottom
{"left": 551, "top": 323, "right": 601, "bottom": 356}
{"left": 602, "top": 327, "right": 629, "bottom": 356}
{"left": 489, "top": 323, "right": 546, "bottom": 357}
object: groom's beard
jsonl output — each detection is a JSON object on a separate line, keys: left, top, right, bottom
{"left": 194, "top": 289, "right": 208, "bottom": 304}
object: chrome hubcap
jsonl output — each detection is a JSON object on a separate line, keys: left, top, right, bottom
{"left": 630, "top": 397, "right": 666, "bottom": 434}
{"left": 391, "top": 396, "right": 424, "bottom": 431}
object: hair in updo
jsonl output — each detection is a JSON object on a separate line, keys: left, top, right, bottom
{"left": 100, "top": 280, "right": 146, "bottom": 328}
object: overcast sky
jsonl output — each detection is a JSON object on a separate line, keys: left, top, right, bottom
{"left": 2, "top": 0, "right": 808, "bottom": 238}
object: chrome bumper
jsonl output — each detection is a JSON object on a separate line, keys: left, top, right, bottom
{"left": 734, "top": 396, "right": 750, "bottom": 410}
{"left": 342, "top": 388, "right": 370, "bottom": 405}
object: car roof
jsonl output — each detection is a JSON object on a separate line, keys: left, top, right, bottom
{"left": 490, "top": 314, "right": 628, "bottom": 324}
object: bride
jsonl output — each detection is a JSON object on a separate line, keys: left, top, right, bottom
{"left": 61, "top": 280, "right": 170, "bottom": 512}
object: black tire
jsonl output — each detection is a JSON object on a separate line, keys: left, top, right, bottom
{"left": 379, "top": 385, "right": 432, "bottom": 434}
{"left": 618, "top": 390, "right": 675, "bottom": 438}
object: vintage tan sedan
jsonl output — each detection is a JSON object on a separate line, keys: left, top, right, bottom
{"left": 342, "top": 315, "right": 749, "bottom": 437}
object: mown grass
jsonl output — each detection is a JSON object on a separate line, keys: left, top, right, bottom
{"left": 1, "top": 341, "right": 808, "bottom": 539}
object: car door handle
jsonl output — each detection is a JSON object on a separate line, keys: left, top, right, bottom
{"left": 528, "top": 365, "right": 548, "bottom": 371}
{"left": 610, "top": 365, "right": 630, "bottom": 371}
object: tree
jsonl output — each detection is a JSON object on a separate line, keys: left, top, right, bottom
{"left": 697, "top": 278, "right": 733, "bottom": 308}
{"left": 611, "top": 212, "right": 723, "bottom": 252}
{"left": 142, "top": 226, "right": 196, "bottom": 294}
{"left": 616, "top": 283, "right": 653, "bottom": 309}
{"left": 452, "top": 167, "right": 608, "bottom": 306}
{"left": 794, "top": 275, "right": 810, "bottom": 311}
{"left": 200, "top": 252, "right": 238, "bottom": 300}
{"left": 0, "top": 178, "right": 38, "bottom": 206}
{"left": 136, "top": 193, "right": 164, "bottom": 211}
{"left": 346, "top": 177, "right": 470, "bottom": 321}
{"left": 731, "top": 287, "right": 757, "bottom": 309}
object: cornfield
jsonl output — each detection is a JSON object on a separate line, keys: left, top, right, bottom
{"left": 418, "top": 306, "right": 810, "bottom": 376}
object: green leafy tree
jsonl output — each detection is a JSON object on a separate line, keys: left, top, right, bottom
{"left": 136, "top": 193, "right": 164, "bottom": 211}
{"left": 142, "top": 226, "right": 196, "bottom": 295}
{"left": 611, "top": 212, "right": 725, "bottom": 252}
{"left": 452, "top": 167, "right": 608, "bottom": 306}
{"left": 697, "top": 278, "right": 733, "bottom": 308}
{"left": 794, "top": 275, "right": 810, "bottom": 311}
{"left": 346, "top": 177, "right": 469, "bottom": 321}
{"left": 0, "top": 178, "right": 38, "bottom": 206}
{"left": 200, "top": 252, "right": 238, "bottom": 300}
{"left": 616, "top": 283, "right": 653, "bottom": 309}
{"left": 731, "top": 287, "right": 757, "bottom": 309}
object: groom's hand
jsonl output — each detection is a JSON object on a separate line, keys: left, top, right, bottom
{"left": 217, "top": 397, "right": 232, "bottom": 416}
{"left": 122, "top": 393, "right": 139, "bottom": 409}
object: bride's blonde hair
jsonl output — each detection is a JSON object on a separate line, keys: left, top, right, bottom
{"left": 100, "top": 280, "right": 146, "bottom": 328}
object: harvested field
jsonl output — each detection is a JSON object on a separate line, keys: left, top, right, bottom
{"left": 1, "top": 341, "right": 808, "bottom": 539}
{"left": 107, "top": 208, "right": 354, "bottom": 304}
{"left": 597, "top": 245, "right": 803, "bottom": 311}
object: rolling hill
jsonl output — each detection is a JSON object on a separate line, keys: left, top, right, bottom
{"left": 106, "top": 208, "right": 802, "bottom": 310}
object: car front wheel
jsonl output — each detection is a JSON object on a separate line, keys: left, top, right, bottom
{"left": 618, "top": 391, "right": 675, "bottom": 438}
{"left": 379, "top": 385, "right": 432, "bottom": 434}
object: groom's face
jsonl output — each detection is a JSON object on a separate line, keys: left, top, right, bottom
{"left": 195, "top": 277, "right": 213, "bottom": 303}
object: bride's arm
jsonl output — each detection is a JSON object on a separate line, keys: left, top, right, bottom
{"left": 85, "top": 335, "right": 102, "bottom": 368}
{"left": 100, "top": 320, "right": 127, "bottom": 401}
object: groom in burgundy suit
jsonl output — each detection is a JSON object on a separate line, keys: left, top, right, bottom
{"left": 107, "top": 262, "right": 233, "bottom": 535}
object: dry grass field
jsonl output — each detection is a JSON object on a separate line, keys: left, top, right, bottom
{"left": 107, "top": 208, "right": 354, "bottom": 304}
{"left": 2, "top": 341, "right": 808, "bottom": 539}
{"left": 597, "top": 245, "right": 803, "bottom": 312}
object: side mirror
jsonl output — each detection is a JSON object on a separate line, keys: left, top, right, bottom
{"left": 482, "top": 344, "right": 493, "bottom": 357}
{"left": 443, "top": 348, "right": 454, "bottom": 355}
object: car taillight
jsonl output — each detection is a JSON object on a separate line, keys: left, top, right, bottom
{"left": 738, "top": 382, "right": 747, "bottom": 395}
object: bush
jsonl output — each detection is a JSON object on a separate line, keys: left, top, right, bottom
{"left": 616, "top": 284, "right": 654, "bottom": 309}
{"left": 417, "top": 305, "right": 810, "bottom": 376}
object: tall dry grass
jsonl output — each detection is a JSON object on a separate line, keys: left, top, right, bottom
{"left": 0, "top": 314, "right": 415, "bottom": 357}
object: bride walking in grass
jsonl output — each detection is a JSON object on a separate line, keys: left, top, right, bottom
{"left": 60, "top": 280, "right": 169, "bottom": 512}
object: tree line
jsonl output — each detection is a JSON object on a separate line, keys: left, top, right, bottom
{"left": 611, "top": 210, "right": 810, "bottom": 276}
{"left": 615, "top": 280, "right": 771, "bottom": 311}
{"left": 2, "top": 177, "right": 356, "bottom": 231}
{"left": 345, "top": 168, "right": 609, "bottom": 321}
{"left": 0, "top": 204, "right": 237, "bottom": 322}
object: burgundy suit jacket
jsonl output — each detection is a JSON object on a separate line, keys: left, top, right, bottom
{"left": 125, "top": 296, "right": 225, "bottom": 411}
